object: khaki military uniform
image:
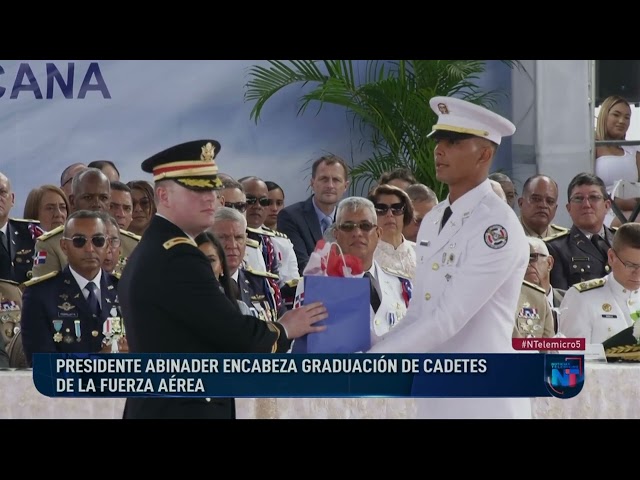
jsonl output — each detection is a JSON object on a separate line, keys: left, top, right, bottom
{"left": 30, "top": 225, "right": 140, "bottom": 279}
{"left": 520, "top": 218, "right": 568, "bottom": 239}
{"left": 513, "top": 280, "right": 556, "bottom": 338}
{"left": 0, "top": 279, "right": 23, "bottom": 349}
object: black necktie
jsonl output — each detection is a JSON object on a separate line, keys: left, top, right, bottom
{"left": 364, "top": 272, "right": 382, "bottom": 313}
{"left": 591, "top": 233, "right": 610, "bottom": 259}
{"left": 0, "top": 231, "right": 8, "bottom": 253}
{"left": 228, "top": 277, "right": 241, "bottom": 300}
{"left": 85, "top": 281, "right": 101, "bottom": 317}
{"left": 439, "top": 206, "right": 453, "bottom": 233}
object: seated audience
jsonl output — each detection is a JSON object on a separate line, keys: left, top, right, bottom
{"left": 488, "top": 172, "right": 517, "bottom": 208}
{"left": 517, "top": 174, "right": 567, "bottom": 239}
{"left": 126, "top": 180, "right": 156, "bottom": 236}
{"left": 559, "top": 222, "right": 640, "bottom": 344}
{"left": 109, "top": 181, "right": 133, "bottom": 231}
{"left": 403, "top": 183, "right": 438, "bottom": 243}
{"left": 264, "top": 181, "right": 285, "bottom": 230}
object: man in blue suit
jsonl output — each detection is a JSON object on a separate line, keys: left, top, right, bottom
{"left": 20, "top": 210, "right": 122, "bottom": 366}
{"left": 277, "top": 154, "right": 349, "bottom": 274}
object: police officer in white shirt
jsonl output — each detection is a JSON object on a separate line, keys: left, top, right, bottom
{"left": 367, "top": 96, "right": 530, "bottom": 419}
{"left": 559, "top": 222, "right": 640, "bottom": 344}
{"left": 294, "top": 197, "right": 412, "bottom": 346}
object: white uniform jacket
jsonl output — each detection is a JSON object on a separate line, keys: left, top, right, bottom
{"left": 368, "top": 180, "right": 531, "bottom": 419}
{"left": 559, "top": 273, "right": 638, "bottom": 344}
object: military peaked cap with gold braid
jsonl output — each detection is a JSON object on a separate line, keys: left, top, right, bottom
{"left": 141, "top": 139, "right": 223, "bottom": 191}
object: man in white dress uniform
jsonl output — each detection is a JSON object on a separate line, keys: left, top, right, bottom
{"left": 559, "top": 222, "right": 640, "bottom": 344}
{"left": 368, "top": 96, "right": 531, "bottom": 419}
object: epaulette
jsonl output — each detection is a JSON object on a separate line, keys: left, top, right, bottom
{"left": 522, "top": 280, "right": 545, "bottom": 294}
{"left": 246, "top": 238, "right": 260, "bottom": 248}
{"left": 119, "top": 229, "right": 141, "bottom": 241}
{"left": 262, "top": 226, "right": 289, "bottom": 239}
{"left": 36, "top": 225, "right": 63, "bottom": 242}
{"left": 550, "top": 224, "right": 569, "bottom": 234}
{"left": 573, "top": 277, "right": 607, "bottom": 293}
{"left": 0, "top": 278, "right": 20, "bottom": 287}
{"left": 163, "top": 237, "right": 197, "bottom": 250}
{"left": 610, "top": 226, "right": 619, "bottom": 232}
{"left": 284, "top": 279, "right": 299, "bottom": 288}
{"left": 543, "top": 230, "right": 569, "bottom": 242}
{"left": 11, "top": 217, "right": 39, "bottom": 223}
{"left": 244, "top": 265, "right": 279, "bottom": 280}
{"left": 110, "top": 271, "right": 121, "bottom": 280}
{"left": 22, "top": 271, "right": 58, "bottom": 287}
{"left": 247, "top": 226, "right": 274, "bottom": 237}
{"left": 381, "top": 265, "right": 411, "bottom": 280}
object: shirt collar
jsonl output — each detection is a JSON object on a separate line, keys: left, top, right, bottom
{"left": 312, "top": 197, "right": 335, "bottom": 227}
{"left": 442, "top": 179, "right": 494, "bottom": 218}
{"left": 69, "top": 266, "right": 102, "bottom": 293}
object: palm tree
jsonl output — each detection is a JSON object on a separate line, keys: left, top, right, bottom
{"left": 244, "top": 60, "right": 520, "bottom": 199}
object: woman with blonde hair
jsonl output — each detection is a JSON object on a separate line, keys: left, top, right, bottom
{"left": 594, "top": 95, "right": 640, "bottom": 226}
{"left": 23, "top": 184, "right": 69, "bottom": 232}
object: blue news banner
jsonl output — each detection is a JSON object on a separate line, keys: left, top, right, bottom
{"left": 31, "top": 353, "right": 585, "bottom": 400}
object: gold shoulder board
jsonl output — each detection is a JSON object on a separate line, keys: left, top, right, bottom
{"left": 550, "top": 224, "right": 569, "bottom": 233}
{"left": 246, "top": 238, "right": 260, "bottom": 248}
{"left": 244, "top": 265, "right": 279, "bottom": 280}
{"left": 119, "top": 229, "right": 142, "bottom": 241}
{"left": 543, "top": 230, "right": 569, "bottom": 242}
{"left": 284, "top": 279, "right": 299, "bottom": 288}
{"left": 273, "top": 230, "right": 288, "bottom": 239}
{"left": 380, "top": 265, "right": 411, "bottom": 280}
{"left": 522, "top": 280, "right": 545, "bottom": 294}
{"left": 163, "top": 237, "right": 197, "bottom": 250}
{"left": 11, "top": 217, "right": 40, "bottom": 223}
{"left": 23, "top": 271, "right": 59, "bottom": 287}
{"left": 37, "top": 225, "right": 64, "bottom": 242}
{"left": 574, "top": 277, "right": 607, "bottom": 293}
{"left": 248, "top": 226, "right": 274, "bottom": 237}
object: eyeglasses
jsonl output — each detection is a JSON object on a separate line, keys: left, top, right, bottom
{"left": 374, "top": 203, "right": 405, "bottom": 216}
{"left": 62, "top": 235, "right": 107, "bottom": 248}
{"left": 529, "top": 253, "right": 548, "bottom": 263}
{"left": 612, "top": 249, "right": 640, "bottom": 273}
{"left": 225, "top": 202, "right": 248, "bottom": 213}
{"left": 108, "top": 236, "right": 121, "bottom": 248}
{"left": 527, "top": 195, "right": 557, "bottom": 207}
{"left": 246, "top": 196, "right": 270, "bottom": 207}
{"left": 336, "top": 221, "right": 377, "bottom": 233}
{"left": 569, "top": 194, "right": 605, "bottom": 204}
{"left": 266, "top": 199, "right": 284, "bottom": 207}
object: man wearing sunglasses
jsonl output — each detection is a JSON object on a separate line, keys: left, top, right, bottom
{"left": 293, "top": 197, "right": 412, "bottom": 347}
{"left": 367, "top": 96, "right": 531, "bottom": 419}
{"left": 118, "top": 139, "right": 328, "bottom": 419}
{"left": 31, "top": 168, "right": 141, "bottom": 279}
{"left": 20, "top": 210, "right": 123, "bottom": 366}
{"left": 559, "top": 222, "right": 640, "bottom": 345}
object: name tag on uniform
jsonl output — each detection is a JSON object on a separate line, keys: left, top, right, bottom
{"left": 571, "top": 257, "right": 589, "bottom": 262}
{"left": 419, "top": 240, "right": 430, "bottom": 247}
{"left": 601, "top": 314, "right": 617, "bottom": 318}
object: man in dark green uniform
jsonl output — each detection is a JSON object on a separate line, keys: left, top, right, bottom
{"left": 118, "top": 139, "right": 327, "bottom": 419}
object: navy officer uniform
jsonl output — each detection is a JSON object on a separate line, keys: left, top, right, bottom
{"left": 0, "top": 218, "right": 43, "bottom": 284}
{"left": 234, "top": 266, "right": 287, "bottom": 322}
{"left": 545, "top": 225, "right": 616, "bottom": 290}
{"left": 19, "top": 266, "right": 120, "bottom": 367}
{"left": 119, "top": 139, "right": 293, "bottom": 420}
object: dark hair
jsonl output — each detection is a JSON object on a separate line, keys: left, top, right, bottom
{"left": 265, "top": 181, "right": 284, "bottom": 196}
{"left": 126, "top": 180, "right": 157, "bottom": 217}
{"left": 311, "top": 154, "right": 349, "bottom": 179}
{"left": 378, "top": 167, "right": 417, "bottom": 186}
{"left": 63, "top": 210, "right": 105, "bottom": 236}
{"left": 567, "top": 172, "right": 608, "bottom": 200}
{"left": 88, "top": 160, "right": 120, "bottom": 178}
{"left": 521, "top": 174, "right": 559, "bottom": 197}
{"left": 221, "top": 178, "right": 244, "bottom": 192}
{"left": 367, "top": 184, "right": 414, "bottom": 227}
{"left": 613, "top": 222, "right": 640, "bottom": 251}
{"left": 110, "top": 181, "right": 131, "bottom": 193}
{"left": 96, "top": 211, "right": 120, "bottom": 231}
{"left": 194, "top": 231, "right": 239, "bottom": 310}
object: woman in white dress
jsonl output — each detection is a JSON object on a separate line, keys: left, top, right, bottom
{"left": 368, "top": 184, "right": 416, "bottom": 279}
{"left": 595, "top": 95, "right": 640, "bottom": 227}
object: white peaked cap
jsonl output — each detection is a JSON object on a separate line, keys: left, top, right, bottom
{"left": 427, "top": 96, "right": 516, "bottom": 145}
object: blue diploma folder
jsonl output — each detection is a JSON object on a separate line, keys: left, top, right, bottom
{"left": 291, "top": 275, "right": 371, "bottom": 354}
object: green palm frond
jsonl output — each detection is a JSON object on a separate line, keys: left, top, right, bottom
{"left": 244, "top": 60, "right": 522, "bottom": 199}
